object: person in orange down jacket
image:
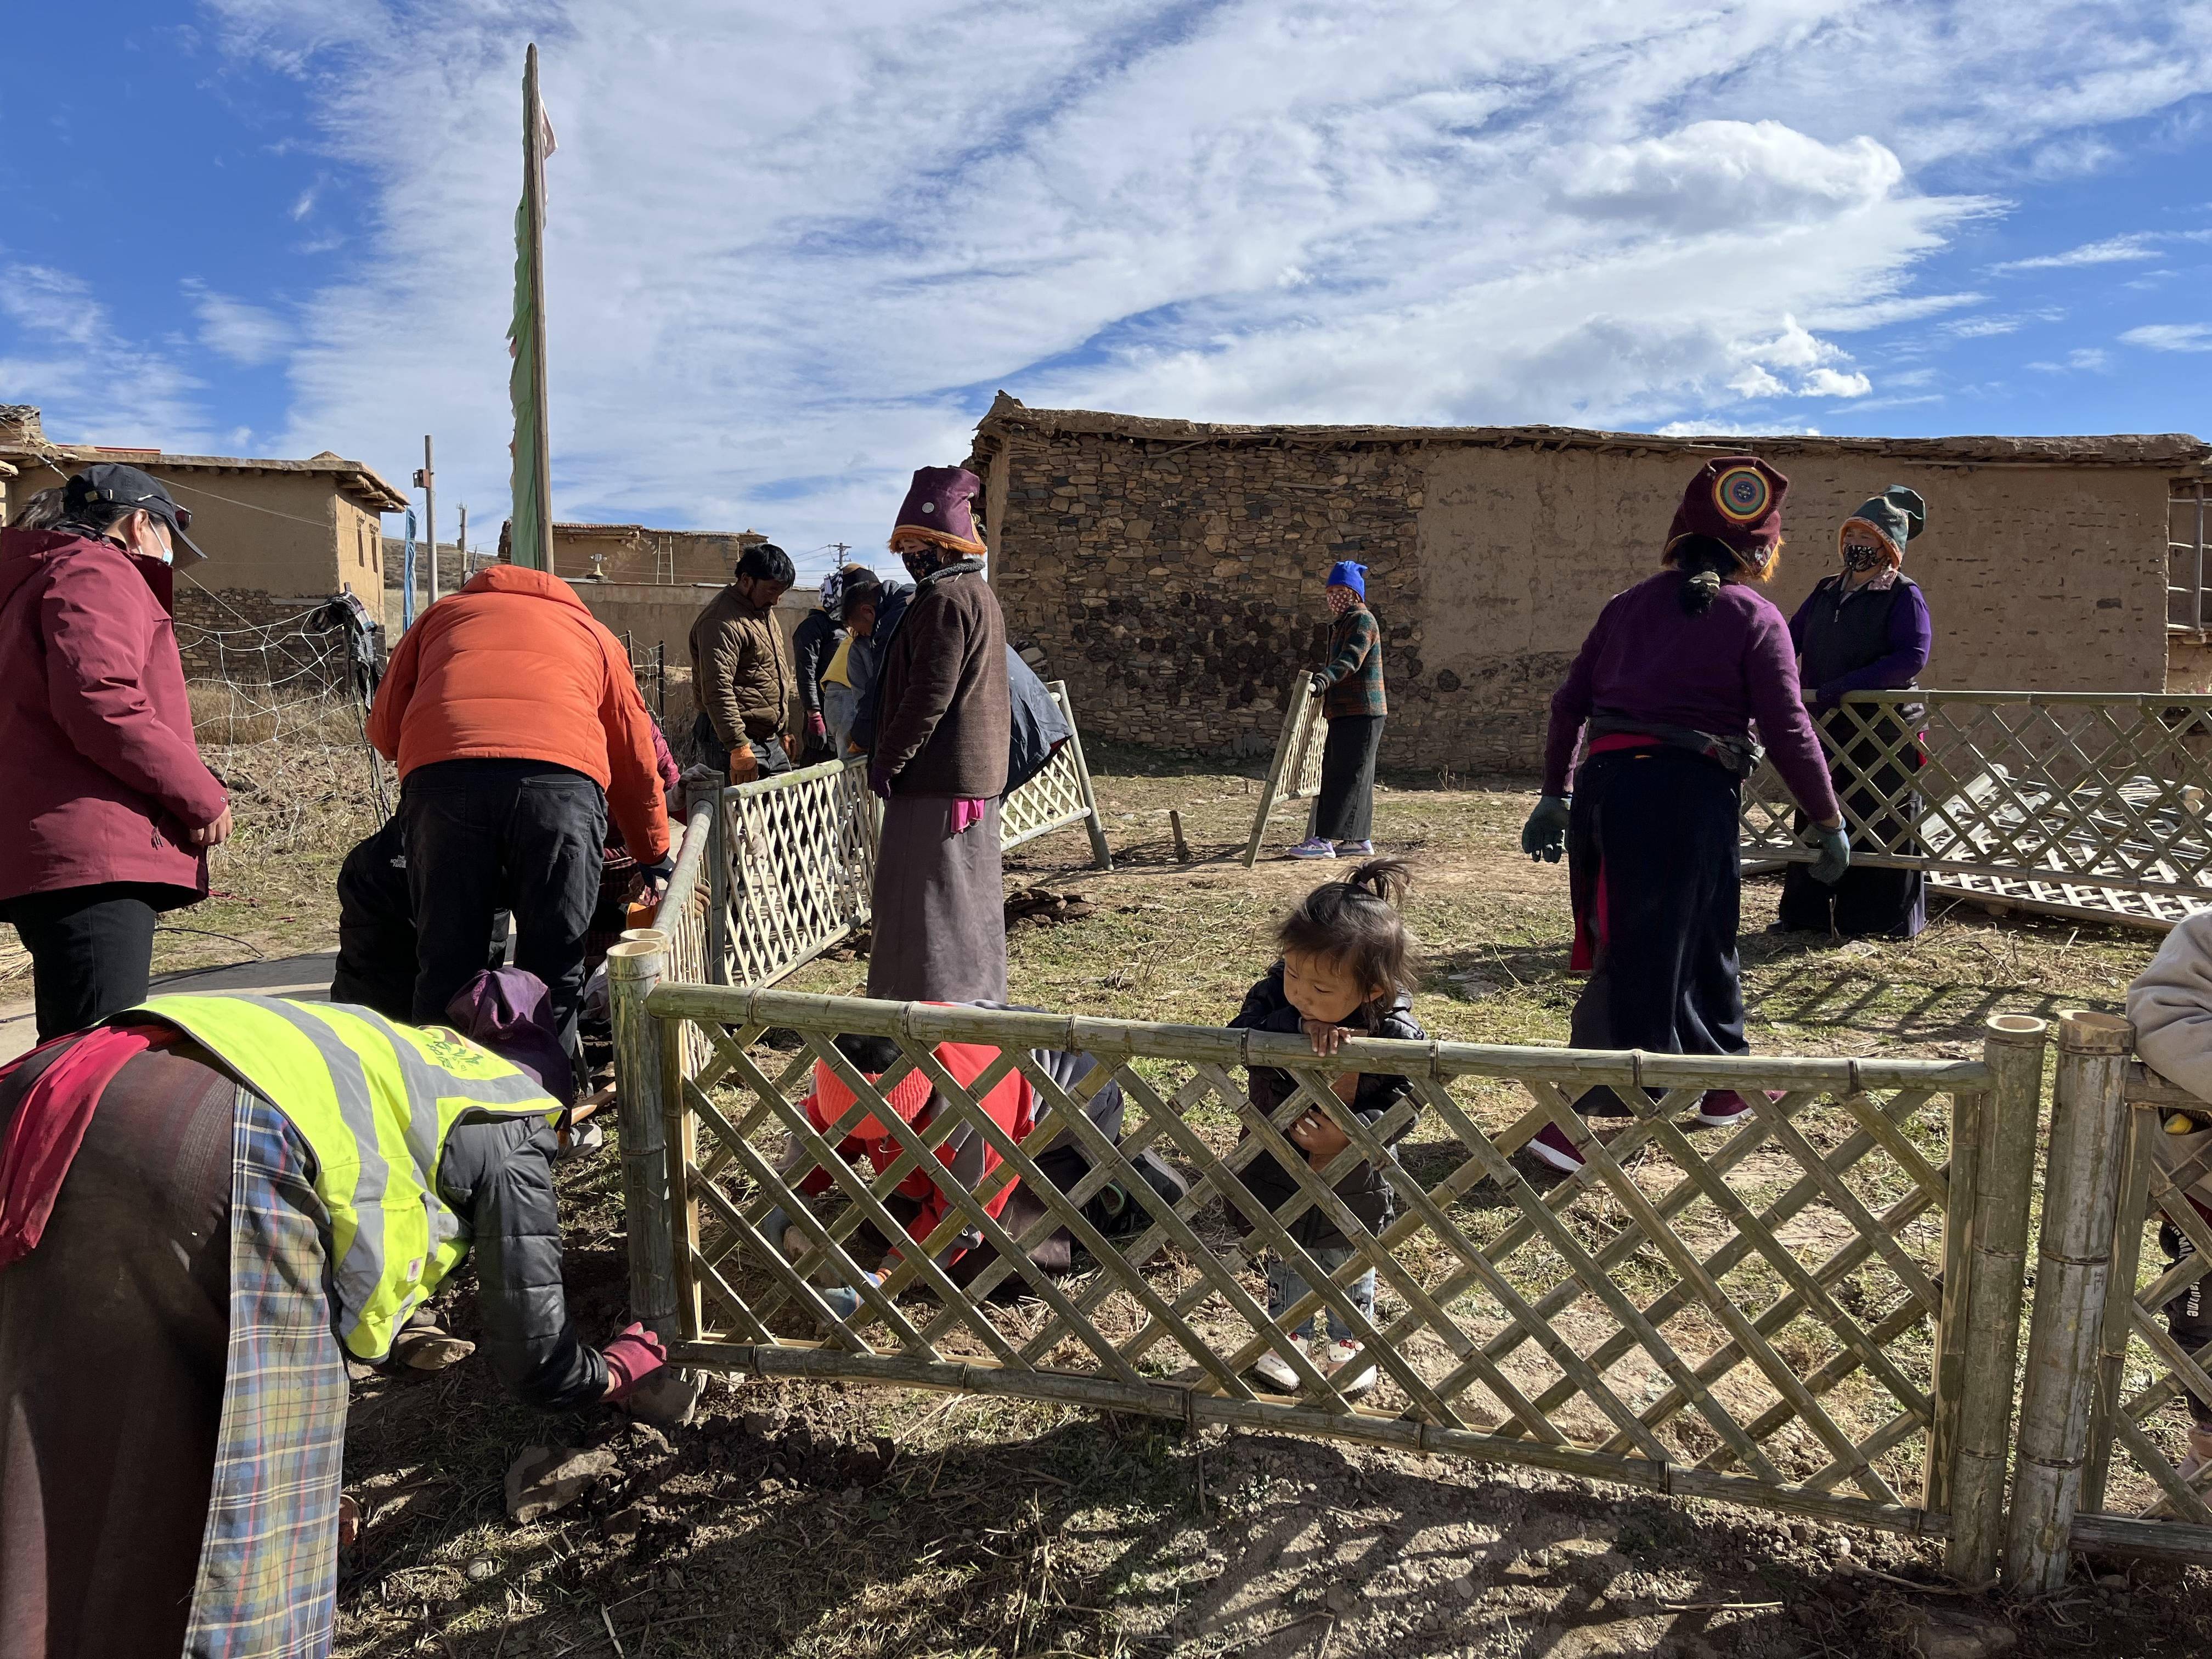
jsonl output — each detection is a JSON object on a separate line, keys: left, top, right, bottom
{"left": 368, "top": 566, "right": 671, "bottom": 1062}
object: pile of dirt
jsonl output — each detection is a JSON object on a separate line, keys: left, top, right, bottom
{"left": 1005, "top": 887, "right": 1096, "bottom": 928}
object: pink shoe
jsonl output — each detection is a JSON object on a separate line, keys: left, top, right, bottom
{"left": 1692, "top": 1089, "right": 1779, "bottom": 1127}
{"left": 1527, "top": 1121, "right": 1585, "bottom": 1172}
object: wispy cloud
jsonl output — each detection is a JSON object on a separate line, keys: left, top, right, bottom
{"left": 182, "top": 279, "right": 294, "bottom": 366}
{"left": 2027, "top": 347, "right": 2112, "bottom": 371}
{"left": 2121, "top": 322, "right": 2212, "bottom": 352}
{"left": 1989, "top": 232, "right": 2164, "bottom": 271}
{"left": 0, "top": 261, "right": 216, "bottom": 448}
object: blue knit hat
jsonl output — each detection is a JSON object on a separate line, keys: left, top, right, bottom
{"left": 1325, "top": 560, "right": 1367, "bottom": 596}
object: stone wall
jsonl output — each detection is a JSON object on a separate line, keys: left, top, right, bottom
{"left": 972, "top": 397, "right": 2209, "bottom": 775}
{"left": 173, "top": 586, "right": 364, "bottom": 692}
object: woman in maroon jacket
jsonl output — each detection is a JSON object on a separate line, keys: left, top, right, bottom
{"left": 0, "top": 466, "right": 230, "bottom": 1039}
{"left": 1519, "top": 457, "right": 1848, "bottom": 1171}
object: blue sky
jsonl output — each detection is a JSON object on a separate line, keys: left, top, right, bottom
{"left": 3, "top": 2, "right": 2210, "bottom": 580}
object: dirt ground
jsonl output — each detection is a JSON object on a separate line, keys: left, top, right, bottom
{"left": 320, "top": 746, "right": 2208, "bottom": 1659}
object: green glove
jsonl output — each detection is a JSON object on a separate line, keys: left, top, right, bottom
{"left": 1809, "top": 823, "right": 1852, "bottom": 885}
{"left": 1521, "top": 795, "right": 1571, "bottom": 863}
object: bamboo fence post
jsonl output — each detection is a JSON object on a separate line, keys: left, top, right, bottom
{"left": 1942, "top": 1013, "right": 2048, "bottom": 1584}
{"left": 2006, "top": 1009, "right": 2134, "bottom": 1590}
{"left": 1242, "top": 679, "right": 1312, "bottom": 867}
{"left": 610, "top": 940, "right": 682, "bottom": 1340}
{"left": 1052, "top": 681, "right": 1114, "bottom": 871}
{"left": 2082, "top": 1100, "right": 2156, "bottom": 1513}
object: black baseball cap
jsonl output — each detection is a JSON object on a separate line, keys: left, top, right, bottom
{"left": 63, "top": 463, "right": 207, "bottom": 566}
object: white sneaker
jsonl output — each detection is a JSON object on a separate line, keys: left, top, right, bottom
{"left": 1322, "top": 1340, "right": 1378, "bottom": 1398}
{"left": 1253, "top": 1335, "right": 1310, "bottom": 1391}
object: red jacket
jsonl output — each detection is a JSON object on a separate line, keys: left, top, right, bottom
{"left": 0, "top": 528, "right": 229, "bottom": 904}
{"left": 368, "top": 567, "right": 669, "bottom": 862}
{"left": 798, "top": 1040, "right": 1034, "bottom": 1262}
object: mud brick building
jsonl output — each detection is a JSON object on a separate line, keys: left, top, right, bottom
{"left": 967, "top": 394, "right": 2212, "bottom": 773}
{"left": 0, "top": 405, "right": 406, "bottom": 669}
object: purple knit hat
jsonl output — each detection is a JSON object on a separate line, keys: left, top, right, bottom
{"left": 890, "top": 465, "right": 986, "bottom": 557}
{"left": 445, "top": 967, "right": 574, "bottom": 1103}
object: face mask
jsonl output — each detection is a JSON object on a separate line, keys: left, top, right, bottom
{"left": 900, "top": 548, "right": 936, "bottom": 583}
{"left": 1842, "top": 540, "right": 1883, "bottom": 573}
{"left": 1326, "top": 587, "right": 1356, "bottom": 615}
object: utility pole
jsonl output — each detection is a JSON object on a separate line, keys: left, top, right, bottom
{"left": 414, "top": 435, "right": 438, "bottom": 607}
{"left": 458, "top": 504, "right": 469, "bottom": 578}
{"left": 831, "top": 541, "right": 850, "bottom": 561}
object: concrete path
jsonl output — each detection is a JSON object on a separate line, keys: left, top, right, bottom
{"left": 0, "top": 951, "right": 338, "bottom": 1064}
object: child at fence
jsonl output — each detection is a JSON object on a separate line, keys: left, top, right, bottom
{"left": 1227, "top": 857, "right": 1425, "bottom": 1398}
{"left": 2123, "top": 917, "right": 2212, "bottom": 1481}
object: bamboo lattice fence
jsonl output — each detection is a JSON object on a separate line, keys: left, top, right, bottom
{"left": 606, "top": 969, "right": 2103, "bottom": 1568}
{"left": 657, "top": 681, "right": 1111, "bottom": 990}
{"left": 1741, "top": 690, "right": 2212, "bottom": 929}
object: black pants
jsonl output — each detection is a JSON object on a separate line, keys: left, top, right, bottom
{"left": 401, "top": 759, "right": 606, "bottom": 1059}
{"left": 1314, "top": 715, "right": 1384, "bottom": 843}
{"left": 689, "top": 714, "right": 792, "bottom": 780}
{"left": 2163, "top": 1219, "right": 2212, "bottom": 1429}
{"left": 4, "top": 883, "right": 170, "bottom": 1042}
{"left": 1567, "top": 748, "right": 1745, "bottom": 1115}
{"left": 1778, "top": 707, "right": 1926, "bottom": 938}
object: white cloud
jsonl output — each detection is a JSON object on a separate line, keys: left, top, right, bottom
{"left": 182, "top": 280, "right": 294, "bottom": 366}
{"left": 132, "top": 0, "right": 2212, "bottom": 562}
{"left": 1990, "top": 232, "right": 2165, "bottom": 271}
{"left": 2027, "top": 347, "right": 2112, "bottom": 371}
{"left": 2121, "top": 323, "right": 2212, "bottom": 352}
{"left": 0, "top": 263, "right": 218, "bottom": 449}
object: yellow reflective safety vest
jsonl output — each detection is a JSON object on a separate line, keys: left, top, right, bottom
{"left": 129, "top": 994, "right": 562, "bottom": 1361}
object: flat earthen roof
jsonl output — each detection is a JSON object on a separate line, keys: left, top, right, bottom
{"left": 975, "top": 392, "right": 2209, "bottom": 469}
{"left": 0, "top": 443, "right": 408, "bottom": 511}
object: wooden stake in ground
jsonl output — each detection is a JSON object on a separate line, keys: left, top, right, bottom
{"left": 1170, "top": 809, "right": 1192, "bottom": 864}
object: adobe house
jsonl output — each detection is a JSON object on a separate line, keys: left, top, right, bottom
{"left": 0, "top": 405, "right": 407, "bottom": 656}
{"left": 967, "top": 394, "right": 2212, "bottom": 773}
{"left": 494, "top": 518, "right": 765, "bottom": 584}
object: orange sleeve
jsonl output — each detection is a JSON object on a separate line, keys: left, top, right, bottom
{"left": 596, "top": 629, "right": 671, "bottom": 862}
{"left": 365, "top": 616, "right": 425, "bottom": 764}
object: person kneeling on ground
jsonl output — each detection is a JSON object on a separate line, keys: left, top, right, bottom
{"left": 763, "top": 1021, "right": 1187, "bottom": 1316}
{"left": 2124, "top": 917, "right": 2212, "bottom": 1483}
{"left": 0, "top": 968, "right": 676, "bottom": 1658}
{"left": 1227, "top": 857, "right": 1426, "bottom": 1400}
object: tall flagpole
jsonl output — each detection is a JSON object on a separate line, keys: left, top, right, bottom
{"left": 522, "top": 43, "right": 555, "bottom": 573}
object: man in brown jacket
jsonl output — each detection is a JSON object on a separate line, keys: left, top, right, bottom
{"left": 865, "top": 467, "right": 1010, "bottom": 1003}
{"left": 688, "top": 543, "right": 795, "bottom": 781}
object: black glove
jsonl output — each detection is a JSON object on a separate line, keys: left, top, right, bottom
{"left": 638, "top": 854, "right": 676, "bottom": 892}
{"left": 1809, "top": 824, "right": 1851, "bottom": 885}
{"left": 1521, "top": 795, "right": 1571, "bottom": 863}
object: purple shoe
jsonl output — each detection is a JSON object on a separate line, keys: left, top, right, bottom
{"left": 1287, "top": 838, "right": 1336, "bottom": 859}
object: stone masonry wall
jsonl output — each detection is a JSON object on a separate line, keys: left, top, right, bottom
{"left": 977, "top": 432, "right": 1427, "bottom": 759}
{"left": 976, "top": 402, "right": 2200, "bottom": 776}
{"left": 174, "top": 587, "right": 365, "bottom": 691}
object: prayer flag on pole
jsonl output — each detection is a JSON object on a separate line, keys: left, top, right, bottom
{"left": 400, "top": 508, "right": 417, "bottom": 629}
{"left": 507, "top": 43, "right": 557, "bottom": 572}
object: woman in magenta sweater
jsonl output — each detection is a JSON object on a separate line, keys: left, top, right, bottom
{"left": 1519, "top": 456, "right": 1849, "bottom": 1172}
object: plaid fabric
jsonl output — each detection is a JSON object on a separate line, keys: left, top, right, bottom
{"left": 185, "top": 1090, "right": 347, "bottom": 1659}
{"left": 1319, "top": 604, "right": 1386, "bottom": 719}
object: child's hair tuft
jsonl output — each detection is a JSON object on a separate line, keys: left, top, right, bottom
{"left": 1275, "top": 856, "right": 1419, "bottom": 1014}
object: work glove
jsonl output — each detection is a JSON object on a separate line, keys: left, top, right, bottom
{"left": 600, "top": 1321, "right": 669, "bottom": 1401}
{"left": 728, "top": 744, "right": 760, "bottom": 785}
{"left": 637, "top": 854, "right": 676, "bottom": 894}
{"left": 1809, "top": 823, "right": 1852, "bottom": 885}
{"left": 867, "top": 764, "right": 894, "bottom": 801}
{"left": 1521, "top": 794, "right": 1571, "bottom": 864}
{"left": 806, "top": 712, "right": 828, "bottom": 740}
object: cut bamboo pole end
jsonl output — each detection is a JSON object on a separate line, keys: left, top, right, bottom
{"left": 610, "top": 942, "right": 681, "bottom": 1340}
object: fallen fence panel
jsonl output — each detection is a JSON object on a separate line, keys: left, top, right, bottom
{"left": 1242, "top": 676, "right": 1327, "bottom": 866}
{"left": 1741, "top": 689, "right": 2212, "bottom": 929}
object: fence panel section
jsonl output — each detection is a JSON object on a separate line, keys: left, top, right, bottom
{"left": 627, "top": 983, "right": 2034, "bottom": 1541}
{"left": 1741, "top": 690, "right": 2212, "bottom": 927}
{"left": 1000, "top": 681, "right": 1113, "bottom": 868}
{"left": 1242, "top": 678, "right": 1328, "bottom": 865}
{"left": 2046, "top": 1053, "right": 2212, "bottom": 1567}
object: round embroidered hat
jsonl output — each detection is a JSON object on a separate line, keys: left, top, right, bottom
{"left": 1664, "top": 454, "right": 1790, "bottom": 572}
{"left": 889, "top": 465, "right": 986, "bottom": 557}
{"left": 811, "top": 1054, "right": 933, "bottom": 1140}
